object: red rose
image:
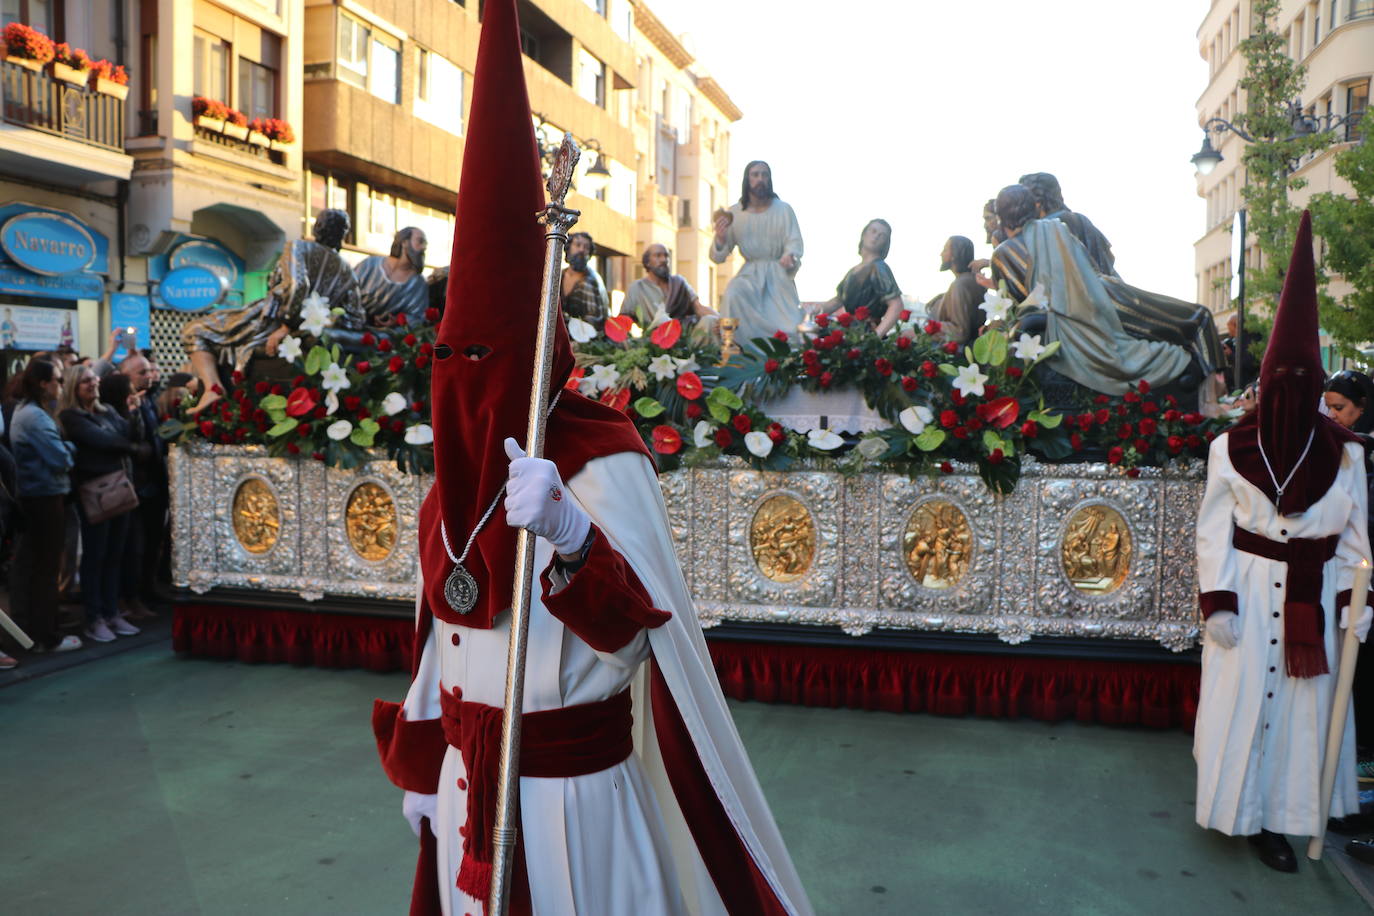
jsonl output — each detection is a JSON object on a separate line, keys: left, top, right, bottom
{"left": 836, "top": 312, "right": 854, "bottom": 328}
{"left": 804, "top": 365, "right": 820, "bottom": 377}
{"left": 984, "top": 383, "right": 999, "bottom": 397}
{"left": 1205, "top": 430, "right": 1216, "bottom": 442}
{"left": 1137, "top": 379, "right": 1150, "bottom": 394}
{"left": 1165, "top": 395, "right": 1178, "bottom": 407}
{"left": 1070, "top": 432, "right": 1083, "bottom": 450}
{"left": 772, "top": 330, "right": 789, "bottom": 342}
{"left": 966, "top": 416, "right": 983, "bottom": 432}
{"left": 292, "top": 375, "right": 305, "bottom": 387}
{"left": 425, "top": 308, "right": 440, "bottom": 322}
{"left": 312, "top": 405, "right": 327, "bottom": 419}
{"left": 676, "top": 372, "right": 703, "bottom": 400}
{"left": 219, "top": 433, "right": 232, "bottom": 444}
{"left": 254, "top": 381, "right": 270, "bottom": 395}
{"left": 820, "top": 371, "right": 834, "bottom": 389}
{"left": 388, "top": 356, "right": 405, "bottom": 373}
{"left": 231, "top": 370, "right": 243, "bottom": 384}
{"left": 941, "top": 410, "right": 958, "bottom": 429}
{"left": 1187, "top": 434, "right": 1202, "bottom": 448}
{"left": 988, "top": 448, "right": 1004, "bottom": 465}
{"left": 415, "top": 355, "right": 430, "bottom": 369}
{"left": 1077, "top": 414, "right": 1094, "bottom": 431}
{"left": 901, "top": 376, "right": 918, "bottom": 392}
{"left": 767, "top": 422, "right": 786, "bottom": 444}
{"left": 943, "top": 341, "right": 959, "bottom": 354}
{"left": 356, "top": 361, "right": 371, "bottom": 374}
{"left": 377, "top": 337, "right": 393, "bottom": 352}
{"left": 394, "top": 313, "right": 408, "bottom": 326}
{"left": 1183, "top": 412, "right": 1203, "bottom": 425}
{"left": 1007, "top": 366, "right": 1023, "bottom": 378}
{"left": 1107, "top": 446, "right": 1124, "bottom": 464}
{"left": 1020, "top": 420, "right": 1039, "bottom": 438}
{"left": 1134, "top": 438, "right": 1149, "bottom": 452}
{"left": 920, "top": 361, "right": 937, "bottom": 378}
{"left": 900, "top": 309, "right": 912, "bottom": 321}
{"left": 198, "top": 420, "right": 214, "bottom": 437}
{"left": 287, "top": 442, "right": 300, "bottom": 454}
{"left": 404, "top": 333, "right": 417, "bottom": 347}
{"left": 732, "top": 414, "right": 752, "bottom": 433}
{"left": 874, "top": 358, "right": 893, "bottom": 377}
{"left": 1167, "top": 435, "right": 1184, "bottom": 453}
{"left": 271, "top": 384, "right": 284, "bottom": 396}
{"left": 896, "top": 336, "right": 911, "bottom": 350}
{"left": 1141, "top": 401, "right": 1158, "bottom": 415}
{"left": 815, "top": 312, "right": 830, "bottom": 328}
{"left": 411, "top": 401, "right": 424, "bottom": 413}
{"left": 853, "top": 306, "right": 871, "bottom": 321}
{"left": 847, "top": 348, "right": 861, "bottom": 361}
{"left": 211, "top": 384, "right": 224, "bottom": 395}
{"left": 764, "top": 359, "right": 780, "bottom": 374}
{"left": 1094, "top": 408, "right": 1110, "bottom": 425}
{"left": 391, "top": 418, "right": 406, "bottom": 433}
{"left": 420, "top": 342, "right": 434, "bottom": 356}
{"left": 951, "top": 390, "right": 966, "bottom": 406}
{"left": 361, "top": 333, "right": 375, "bottom": 347}
{"left": 686, "top": 402, "right": 702, "bottom": 420}
{"left": 1093, "top": 394, "right": 1110, "bottom": 405}
{"left": 344, "top": 395, "right": 361, "bottom": 411}
{"left": 1163, "top": 409, "right": 1181, "bottom": 422}
{"left": 1117, "top": 423, "right": 1133, "bottom": 439}
{"left": 953, "top": 426, "right": 969, "bottom": 439}
{"left": 1124, "top": 391, "right": 1140, "bottom": 404}
{"left": 312, "top": 451, "right": 325, "bottom": 462}
{"left": 1126, "top": 467, "right": 1141, "bottom": 478}
{"left": 924, "top": 320, "right": 942, "bottom": 336}
{"left": 1116, "top": 404, "right": 1129, "bottom": 417}
{"left": 714, "top": 428, "right": 733, "bottom": 448}
{"left": 297, "top": 423, "right": 311, "bottom": 437}
{"left": 1139, "top": 417, "right": 1157, "bottom": 436}
{"left": 828, "top": 329, "right": 844, "bottom": 346}
{"left": 814, "top": 335, "right": 832, "bottom": 351}
{"left": 285, "top": 387, "right": 318, "bottom": 417}
{"left": 801, "top": 349, "right": 820, "bottom": 365}
{"left": 651, "top": 425, "right": 682, "bottom": 454}
{"left": 940, "top": 461, "right": 953, "bottom": 473}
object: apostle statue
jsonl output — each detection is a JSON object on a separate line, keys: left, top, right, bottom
{"left": 559, "top": 231, "right": 608, "bottom": 329}
{"left": 928, "top": 236, "right": 985, "bottom": 350}
{"left": 710, "top": 160, "right": 804, "bottom": 347}
{"left": 181, "top": 208, "right": 363, "bottom": 413}
{"left": 815, "top": 219, "right": 903, "bottom": 336}
{"left": 355, "top": 227, "right": 432, "bottom": 327}
{"left": 623, "top": 243, "right": 718, "bottom": 331}
{"left": 989, "top": 185, "right": 1195, "bottom": 396}
{"left": 1019, "top": 172, "right": 1116, "bottom": 276}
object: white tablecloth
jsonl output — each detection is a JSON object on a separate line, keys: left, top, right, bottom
{"left": 759, "top": 387, "right": 886, "bottom": 434}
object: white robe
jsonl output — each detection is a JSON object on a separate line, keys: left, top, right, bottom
{"left": 402, "top": 451, "right": 813, "bottom": 916}
{"left": 710, "top": 199, "right": 803, "bottom": 347}
{"left": 1193, "top": 433, "right": 1370, "bottom": 836}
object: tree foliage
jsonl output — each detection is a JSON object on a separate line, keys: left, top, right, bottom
{"left": 1309, "top": 136, "right": 1374, "bottom": 359}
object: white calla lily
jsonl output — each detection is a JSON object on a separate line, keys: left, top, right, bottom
{"left": 404, "top": 424, "right": 434, "bottom": 445}
{"left": 899, "top": 405, "right": 935, "bottom": 435}
{"left": 1020, "top": 282, "right": 1048, "bottom": 309}
{"left": 953, "top": 363, "right": 989, "bottom": 398}
{"left": 381, "top": 392, "right": 408, "bottom": 416}
{"left": 857, "top": 436, "right": 888, "bottom": 460}
{"left": 567, "top": 317, "right": 597, "bottom": 343}
{"left": 326, "top": 419, "right": 352, "bottom": 441}
{"left": 673, "top": 355, "right": 700, "bottom": 375}
{"left": 325, "top": 391, "right": 339, "bottom": 416}
{"left": 693, "top": 420, "right": 715, "bottom": 448}
{"left": 807, "top": 428, "right": 844, "bottom": 451}
{"left": 743, "top": 430, "right": 774, "bottom": 457}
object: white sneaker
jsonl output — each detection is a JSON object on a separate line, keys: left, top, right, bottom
{"left": 109, "top": 617, "right": 140, "bottom": 637}
{"left": 85, "top": 620, "right": 116, "bottom": 643}
{"left": 52, "top": 634, "right": 83, "bottom": 652}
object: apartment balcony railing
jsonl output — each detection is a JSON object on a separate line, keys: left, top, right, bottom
{"left": 0, "top": 60, "right": 124, "bottom": 153}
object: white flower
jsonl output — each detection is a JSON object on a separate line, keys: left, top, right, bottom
{"left": 404, "top": 424, "right": 434, "bottom": 445}
{"left": 299, "top": 292, "right": 333, "bottom": 337}
{"left": 1012, "top": 333, "right": 1047, "bottom": 363}
{"left": 954, "top": 363, "right": 989, "bottom": 398}
{"left": 325, "top": 391, "right": 339, "bottom": 416}
{"left": 673, "top": 355, "right": 700, "bottom": 375}
{"left": 899, "top": 405, "right": 935, "bottom": 435}
{"left": 647, "top": 354, "right": 679, "bottom": 381}
{"left": 567, "top": 317, "right": 597, "bottom": 343}
{"left": 1021, "top": 282, "right": 1048, "bottom": 310}
{"left": 744, "top": 430, "right": 774, "bottom": 457}
{"left": 278, "top": 335, "right": 303, "bottom": 362}
{"left": 326, "top": 419, "right": 353, "bottom": 441}
{"left": 857, "top": 436, "right": 888, "bottom": 460}
{"left": 981, "top": 288, "right": 1013, "bottom": 325}
{"left": 320, "top": 362, "right": 349, "bottom": 393}
{"left": 645, "top": 307, "right": 671, "bottom": 329}
{"left": 587, "top": 363, "right": 621, "bottom": 392}
{"left": 693, "top": 420, "right": 715, "bottom": 448}
{"left": 628, "top": 322, "right": 644, "bottom": 339}
{"left": 807, "top": 428, "right": 844, "bottom": 451}
{"left": 381, "top": 392, "right": 408, "bottom": 416}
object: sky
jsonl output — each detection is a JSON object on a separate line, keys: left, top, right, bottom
{"left": 649, "top": 0, "right": 1211, "bottom": 305}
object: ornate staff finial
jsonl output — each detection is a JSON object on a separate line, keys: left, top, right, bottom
{"left": 545, "top": 133, "right": 581, "bottom": 206}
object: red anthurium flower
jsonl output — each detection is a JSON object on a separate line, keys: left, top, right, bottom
{"left": 987, "top": 448, "right": 1004, "bottom": 465}
{"left": 652, "top": 425, "right": 682, "bottom": 454}
{"left": 285, "top": 387, "right": 318, "bottom": 417}
{"left": 565, "top": 367, "right": 585, "bottom": 390}
{"left": 984, "top": 396, "right": 1020, "bottom": 429}
{"left": 604, "top": 314, "right": 635, "bottom": 342}
{"left": 601, "top": 388, "right": 631, "bottom": 412}
{"left": 676, "top": 372, "right": 703, "bottom": 400}
{"left": 650, "top": 319, "right": 682, "bottom": 349}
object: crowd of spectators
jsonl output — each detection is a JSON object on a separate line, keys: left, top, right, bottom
{"left": 0, "top": 335, "right": 172, "bottom": 669}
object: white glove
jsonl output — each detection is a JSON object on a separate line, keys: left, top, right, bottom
{"left": 503, "top": 437, "right": 591, "bottom": 556}
{"left": 402, "top": 790, "right": 437, "bottom": 838}
{"left": 1340, "top": 604, "right": 1374, "bottom": 644}
{"left": 1205, "top": 611, "right": 1240, "bottom": 650}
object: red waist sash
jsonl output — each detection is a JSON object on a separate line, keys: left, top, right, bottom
{"left": 439, "top": 687, "right": 634, "bottom": 902}
{"left": 1232, "top": 527, "right": 1338, "bottom": 678}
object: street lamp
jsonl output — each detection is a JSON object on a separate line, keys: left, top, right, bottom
{"left": 1189, "top": 99, "right": 1364, "bottom": 176}
{"left": 532, "top": 114, "right": 610, "bottom": 196}
{"left": 580, "top": 140, "right": 612, "bottom": 196}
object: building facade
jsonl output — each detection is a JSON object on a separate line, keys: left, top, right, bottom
{"left": 1194, "top": 0, "right": 1373, "bottom": 321}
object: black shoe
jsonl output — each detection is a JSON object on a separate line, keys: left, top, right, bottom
{"left": 1347, "top": 835, "right": 1374, "bottom": 865}
{"left": 1248, "top": 830, "right": 1298, "bottom": 873}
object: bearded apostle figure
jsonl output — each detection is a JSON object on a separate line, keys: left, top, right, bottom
{"left": 1193, "top": 211, "right": 1374, "bottom": 873}
{"left": 370, "top": 2, "right": 813, "bottom": 913}
{"left": 709, "top": 160, "right": 804, "bottom": 348}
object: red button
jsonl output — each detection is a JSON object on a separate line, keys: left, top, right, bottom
{"left": 451, "top": 633, "right": 461, "bottom": 646}
{"left": 451, "top": 685, "right": 463, "bottom": 698}
{"left": 457, "top": 778, "right": 468, "bottom": 791}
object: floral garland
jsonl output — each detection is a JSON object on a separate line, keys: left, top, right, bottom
{"left": 161, "top": 289, "right": 1228, "bottom": 492}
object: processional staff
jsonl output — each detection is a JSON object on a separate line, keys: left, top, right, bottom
{"left": 487, "top": 133, "right": 582, "bottom": 915}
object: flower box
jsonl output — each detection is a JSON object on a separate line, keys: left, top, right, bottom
{"left": 2, "top": 52, "right": 44, "bottom": 72}
{"left": 248, "top": 130, "right": 271, "bottom": 148}
{"left": 196, "top": 115, "right": 226, "bottom": 134}
{"left": 269, "top": 137, "right": 294, "bottom": 151}
{"left": 223, "top": 121, "right": 249, "bottom": 140}
{"left": 92, "top": 76, "right": 128, "bottom": 99}
{"left": 51, "top": 61, "right": 89, "bottom": 85}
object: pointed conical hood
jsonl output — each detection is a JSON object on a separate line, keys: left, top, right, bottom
{"left": 419, "top": 0, "right": 646, "bottom": 628}
{"left": 1258, "top": 210, "right": 1322, "bottom": 386}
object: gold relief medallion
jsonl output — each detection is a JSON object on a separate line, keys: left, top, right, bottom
{"left": 346, "top": 482, "right": 398, "bottom": 561}
{"left": 1062, "top": 505, "right": 1133, "bottom": 593}
{"left": 232, "top": 477, "right": 280, "bottom": 554}
{"left": 903, "top": 500, "right": 972, "bottom": 589}
{"left": 750, "top": 494, "right": 815, "bottom": 583}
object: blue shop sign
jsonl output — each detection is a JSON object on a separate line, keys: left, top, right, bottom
{"left": 150, "top": 235, "right": 246, "bottom": 308}
{"left": 0, "top": 265, "right": 104, "bottom": 299}
{"left": 110, "top": 294, "right": 152, "bottom": 361}
{"left": 160, "top": 265, "right": 227, "bottom": 311}
{"left": 0, "top": 204, "right": 109, "bottom": 300}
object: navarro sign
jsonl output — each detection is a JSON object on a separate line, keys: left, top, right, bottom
{"left": 160, "top": 265, "right": 228, "bottom": 312}
{"left": 0, "top": 211, "right": 96, "bottom": 276}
